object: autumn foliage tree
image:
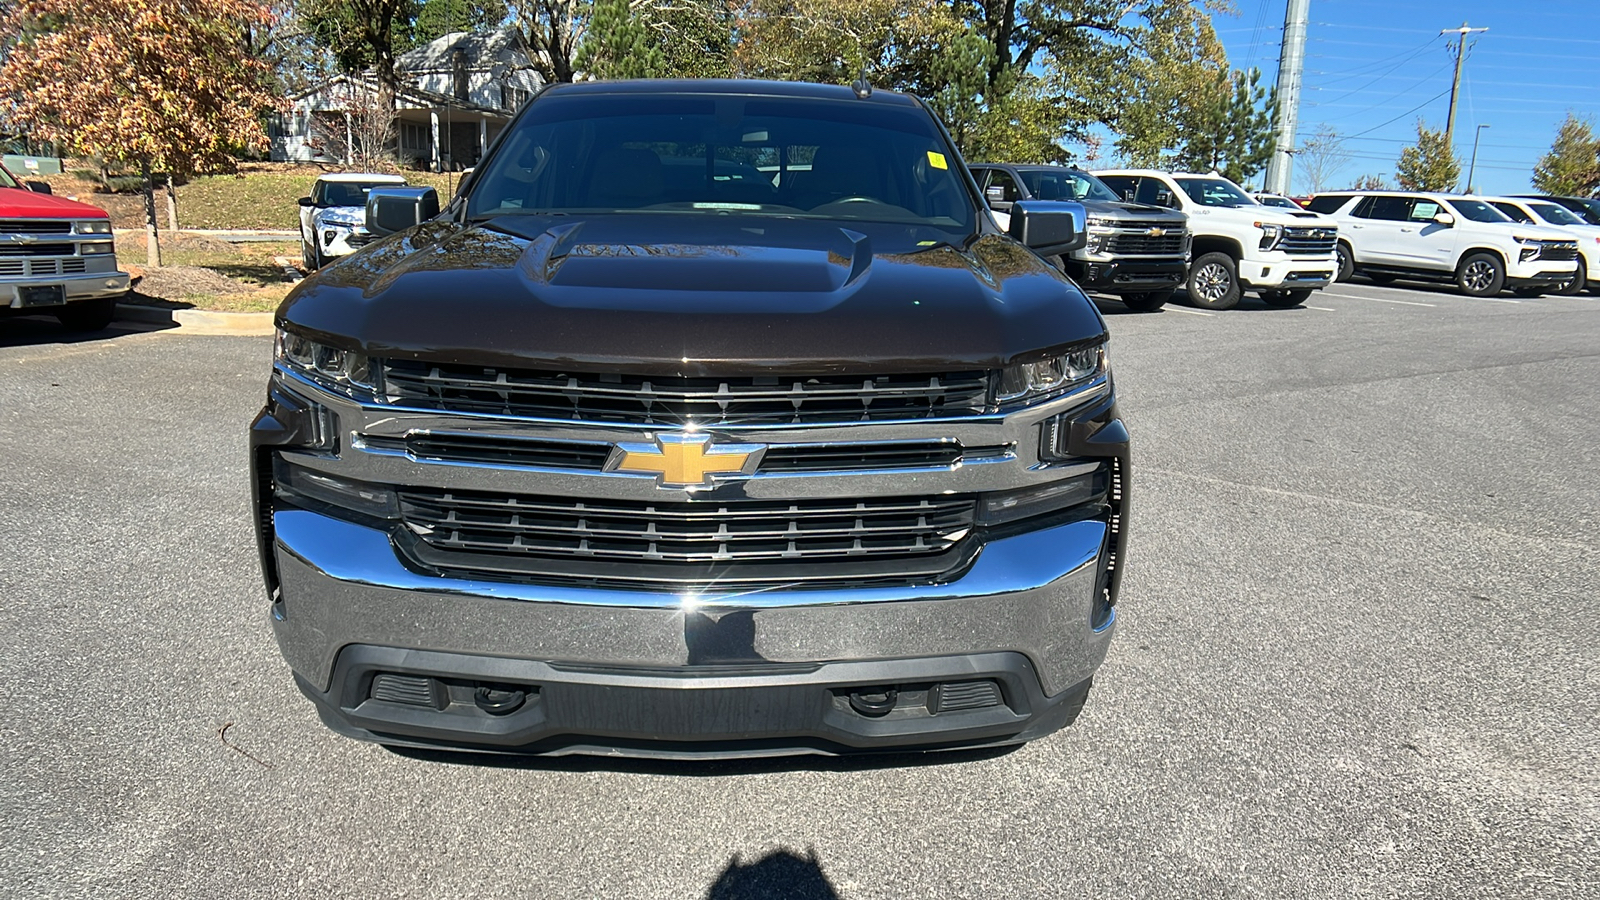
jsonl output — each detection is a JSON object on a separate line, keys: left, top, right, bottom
{"left": 0, "top": 0, "right": 281, "bottom": 265}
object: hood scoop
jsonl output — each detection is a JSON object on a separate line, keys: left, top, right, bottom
{"left": 518, "top": 217, "right": 871, "bottom": 293}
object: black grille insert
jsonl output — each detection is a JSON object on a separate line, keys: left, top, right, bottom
{"left": 380, "top": 360, "right": 993, "bottom": 425}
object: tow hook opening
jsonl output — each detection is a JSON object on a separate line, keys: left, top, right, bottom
{"left": 473, "top": 684, "right": 527, "bottom": 715}
{"left": 848, "top": 687, "right": 898, "bottom": 717}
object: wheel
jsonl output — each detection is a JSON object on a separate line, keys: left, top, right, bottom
{"left": 55, "top": 297, "right": 117, "bottom": 332}
{"left": 1120, "top": 289, "right": 1173, "bottom": 312}
{"left": 1555, "top": 263, "right": 1587, "bottom": 296}
{"left": 1455, "top": 252, "right": 1505, "bottom": 297}
{"left": 1186, "top": 252, "right": 1241, "bottom": 310}
{"left": 1367, "top": 273, "right": 1398, "bottom": 285}
{"left": 301, "top": 240, "right": 316, "bottom": 271}
{"left": 1334, "top": 243, "right": 1355, "bottom": 283}
{"left": 1259, "top": 288, "right": 1312, "bottom": 307}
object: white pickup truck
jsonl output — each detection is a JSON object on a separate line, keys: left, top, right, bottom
{"left": 1093, "top": 169, "right": 1338, "bottom": 309}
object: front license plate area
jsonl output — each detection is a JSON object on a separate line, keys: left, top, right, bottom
{"left": 18, "top": 285, "right": 66, "bottom": 308}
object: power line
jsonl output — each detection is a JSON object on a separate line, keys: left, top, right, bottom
{"left": 1339, "top": 87, "right": 1452, "bottom": 139}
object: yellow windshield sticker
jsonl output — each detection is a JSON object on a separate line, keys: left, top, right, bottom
{"left": 927, "top": 151, "right": 948, "bottom": 170}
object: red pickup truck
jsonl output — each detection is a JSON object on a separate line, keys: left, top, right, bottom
{"left": 0, "top": 163, "right": 129, "bottom": 331}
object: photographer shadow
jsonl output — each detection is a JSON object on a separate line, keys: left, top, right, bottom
{"left": 705, "top": 847, "right": 841, "bottom": 900}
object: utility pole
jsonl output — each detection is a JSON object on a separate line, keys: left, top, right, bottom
{"left": 1441, "top": 22, "right": 1489, "bottom": 154}
{"left": 1264, "top": 0, "right": 1311, "bottom": 196}
{"left": 1465, "top": 124, "right": 1490, "bottom": 193}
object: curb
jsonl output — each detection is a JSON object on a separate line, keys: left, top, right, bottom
{"left": 117, "top": 304, "right": 275, "bottom": 336}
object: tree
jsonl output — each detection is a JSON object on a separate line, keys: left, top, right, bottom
{"left": 574, "top": 0, "right": 665, "bottom": 78}
{"left": 508, "top": 0, "right": 588, "bottom": 83}
{"left": 1349, "top": 173, "right": 1390, "bottom": 191}
{"left": 1110, "top": 2, "right": 1229, "bottom": 167}
{"left": 1173, "top": 67, "right": 1277, "bottom": 184}
{"left": 1532, "top": 114, "right": 1600, "bottom": 197}
{"left": 1395, "top": 119, "right": 1460, "bottom": 192}
{"left": 0, "top": 0, "right": 280, "bottom": 265}
{"left": 1296, "top": 124, "right": 1349, "bottom": 194}
{"left": 410, "top": 0, "right": 509, "bottom": 48}
{"left": 302, "top": 0, "right": 417, "bottom": 107}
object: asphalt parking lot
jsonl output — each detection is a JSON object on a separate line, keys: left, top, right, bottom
{"left": 2, "top": 279, "right": 1596, "bottom": 899}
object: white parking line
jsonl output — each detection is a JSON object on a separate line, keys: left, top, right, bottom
{"left": 1461, "top": 295, "right": 1521, "bottom": 304}
{"left": 1164, "top": 307, "right": 1216, "bottom": 317}
{"left": 1305, "top": 305, "right": 1336, "bottom": 311}
{"left": 1319, "top": 292, "right": 1436, "bottom": 307}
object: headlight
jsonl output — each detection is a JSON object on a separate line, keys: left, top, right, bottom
{"left": 1256, "top": 222, "right": 1282, "bottom": 250}
{"left": 76, "top": 220, "right": 113, "bottom": 234}
{"left": 79, "top": 241, "right": 115, "bottom": 255}
{"left": 1085, "top": 216, "right": 1115, "bottom": 228}
{"left": 275, "top": 328, "right": 376, "bottom": 398}
{"left": 997, "top": 343, "right": 1106, "bottom": 405}
{"left": 319, "top": 212, "right": 363, "bottom": 228}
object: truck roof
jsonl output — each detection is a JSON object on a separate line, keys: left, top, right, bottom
{"left": 315, "top": 173, "right": 409, "bottom": 184}
{"left": 538, "top": 78, "right": 923, "bottom": 108}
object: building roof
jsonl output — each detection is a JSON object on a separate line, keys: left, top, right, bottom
{"left": 397, "top": 29, "right": 527, "bottom": 76}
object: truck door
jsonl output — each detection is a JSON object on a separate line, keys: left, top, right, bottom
{"left": 1346, "top": 195, "right": 1411, "bottom": 267}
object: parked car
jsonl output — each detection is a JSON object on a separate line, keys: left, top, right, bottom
{"left": 1305, "top": 191, "right": 1579, "bottom": 297}
{"left": 0, "top": 162, "right": 129, "bottom": 332}
{"left": 253, "top": 78, "right": 1130, "bottom": 759}
{"left": 1484, "top": 196, "right": 1600, "bottom": 295}
{"left": 971, "top": 162, "right": 1189, "bottom": 311}
{"left": 296, "top": 173, "right": 408, "bottom": 270}
{"left": 1251, "top": 192, "right": 1303, "bottom": 210}
{"left": 1510, "top": 194, "right": 1600, "bottom": 227}
{"left": 1093, "top": 169, "right": 1337, "bottom": 309}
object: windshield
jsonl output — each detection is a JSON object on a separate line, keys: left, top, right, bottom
{"left": 1529, "top": 202, "right": 1584, "bottom": 226}
{"left": 1258, "top": 195, "right": 1297, "bottom": 208}
{"left": 468, "top": 93, "right": 974, "bottom": 236}
{"left": 1444, "top": 198, "right": 1512, "bottom": 224}
{"left": 1015, "top": 168, "right": 1119, "bottom": 202}
{"left": 319, "top": 182, "right": 396, "bottom": 207}
{"left": 1174, "top": 177, "right": 1256, "bottom": 208}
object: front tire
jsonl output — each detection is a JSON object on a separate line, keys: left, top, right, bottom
{"left": 1556, "top": 263, "right": 1587, "bottom": 296}
{"left": 1456, "top": 252, "right": 1505, "bottom": 297}
{"left": 1259, "top": 288, "right": 1313, "bottom": 307}
{"left": 56, "top": 297, "right": 117, "bottom": 332}
{"left": 1335, "top": 243, "right": 1355, "bottom": 283}
{"left": 1367, "top": 273, "right": 1398, "bottom": 285}
{"left": 1121, "top": 289, "right": 1173, "bottom": 312}
{"left": 1186, "top": 252, "right": 1241, "bottom": 310}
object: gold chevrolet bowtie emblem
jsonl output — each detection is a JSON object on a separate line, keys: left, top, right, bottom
{"left": 1146, "top": 227, "right": 1166, "bottom": 237}
{"left": 606, "top": 433, "right": 766, "bottom": 489}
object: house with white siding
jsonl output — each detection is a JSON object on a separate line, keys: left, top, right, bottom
{"left": 272, "top": 29, "right": 544, "bottom": 170}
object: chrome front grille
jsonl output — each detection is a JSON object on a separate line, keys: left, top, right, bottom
{"left": 0, "top": 242, "right": 74, "bottom": 257}
{"left": 0, "top": 220, "right": 72, "bottom": 234}
{"left": 363, "top": 432, "right": 1008, "bottom": 474}
{"left": 1106, "top": 231, "right": 1186, "bottom": 255}
{"left": 380, "top": 360, "right": 993, "bottom": 425}
{"left": 1537, "top": 242, "right": 1579, "bottom": 262}
{"left": 0, "top": 257, "right": 87, "bottom": 277}
{"left": 397, "top": 489, "right": 977, "bottom": 585}
{"left": 1281, "top": 227, "right": 1337, "bottom": 255}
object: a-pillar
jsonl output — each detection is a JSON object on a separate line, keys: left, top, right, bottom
{"left": 479, "top": 118, "right": 488, "bottom": 162}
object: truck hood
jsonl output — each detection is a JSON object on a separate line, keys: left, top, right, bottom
{"left": 279, "top": 215, "right": 1107, "bottom": 375}
{"left": 1200, "top": 205, "right": 1330, "bottom": 226}
{"left": 0, "top": 185, "right": 111, "bottom": 219}
{"left": 1077, "top": 199, "right": 1186, "bottom": 221}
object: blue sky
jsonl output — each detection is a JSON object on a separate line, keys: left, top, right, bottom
{"left": 1214, "top": 0, "right": 1600, "bottom": 195}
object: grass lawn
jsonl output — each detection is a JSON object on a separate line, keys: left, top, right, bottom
{"left": 178, "top": 170, "right": 456, "bottom": 230}
{"left": 122, "top": 238, "right": 302, "bottom": 313}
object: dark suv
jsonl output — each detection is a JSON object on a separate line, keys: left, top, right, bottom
{"left": 1511, "top": 194, "right": 1600, "bottom": 226}
{"left": 251, "top": 80, "right": 1130, "bottom": 759}
{"left": 970, "top": 163, "right": 1190, "bottom": 311}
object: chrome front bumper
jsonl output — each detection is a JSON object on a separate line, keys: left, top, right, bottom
{"left": 272, "top": 507, "right": 1114, "bottom": 698}
{"left": 2, "top": 270, "right": 130, "bottom": 306}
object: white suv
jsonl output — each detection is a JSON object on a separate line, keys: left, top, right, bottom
{"left": 1304, "top": 191, "right": 1579, "bottom": 297}
{"left": 297, "top": 172, "right": 408, "bottom": 270}
{"left": 1484, "top": 196, "right": 1599, "bottom": 295}
{"left": 1094, "top": 169, "right": 1337, "bottom": 309}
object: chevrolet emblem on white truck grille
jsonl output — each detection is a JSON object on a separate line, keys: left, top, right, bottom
{"left": 605, "top": 433, "right": 767, "bottom": 489}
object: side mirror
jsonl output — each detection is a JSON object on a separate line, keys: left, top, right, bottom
{"left": 984, "top": 185, "right": 1007, "bottom": 207}
{"left": 297, "top": 196, "right": 316, "bottom": 208}
{"left": 1433, "top": 212, "right": 1455, "bottom": 227}
{"left": 26, "top": 181, "right": 52, "bottom": 195}
{"left": 1007, "top": 200, "right": 1087, "bottom": 256}
{"left": 366, "top": 186, "right": 441, "bottom": 237}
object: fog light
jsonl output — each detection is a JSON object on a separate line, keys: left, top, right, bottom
{"left": 273, "top": 456, "right": 398, "bottom": 518}
{"left": 978, "top": 470, "right": 1105, "bottom": 526}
